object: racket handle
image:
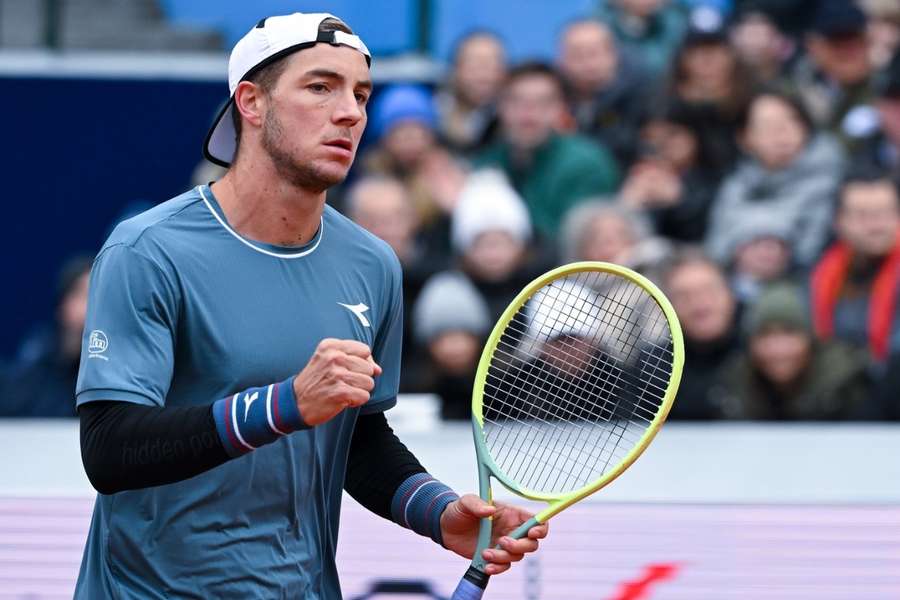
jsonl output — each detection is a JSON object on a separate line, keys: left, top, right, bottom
{"left": 450, "top": 565, "right": 490, "bottom": 600}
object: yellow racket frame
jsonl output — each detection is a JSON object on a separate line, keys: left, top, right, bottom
{"left": 469, "top": 261, "right": 684, "bottom": 545}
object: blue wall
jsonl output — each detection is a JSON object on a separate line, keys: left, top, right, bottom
{"left": 158, "top": 0, "right": 418, "bottom": 56}
{"left": 2, "top": 76, "right": 225, "bottom": 358}
{"left": 159, "top": 0, "right": 599, "bottom": 61}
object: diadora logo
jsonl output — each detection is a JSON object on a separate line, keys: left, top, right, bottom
{"left": 88, "top": 330, "right": 109, "bottom": 361}
{"left": 338, "top": 302, "right": 371, "bottom": 327}
{"left": 243, "top": 391, "right": 259, "bottom": 420}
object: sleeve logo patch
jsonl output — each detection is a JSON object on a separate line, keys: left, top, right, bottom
{"left": 88, "top": 330, "right": 109, "bottom": 360}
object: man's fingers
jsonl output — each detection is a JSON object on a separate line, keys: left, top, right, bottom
{"left": 484, "top": 563, "right": 511, "bottom": 576}
{"left": 483, "top": 547, "right": 525, "bottom": 564}
{"left": 497, "top": 536, "right": 539, "bottom": 555}
{"left": 526, "top": 523, "right": 549, "bottom": 540}
{"left": 342, "top": 371, "right": 375, "bottom": 393}
{"left": 324, "top": 339, "right": 374, "bottom": 359}
{"left": 340, "top": 384, "right": 370, "bottom": 407}
{"left": 457, "top": 494, "right": 497, "bottom": 518}
{"left": 368, "top": 355, "right": 383, "bottom": 377}
{"left": 341, "top": 354, "right": 378, "bottom": 376}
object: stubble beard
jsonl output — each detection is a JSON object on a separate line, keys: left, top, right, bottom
{"left": 261, "top": 107, "right": 348, "bottom": 193}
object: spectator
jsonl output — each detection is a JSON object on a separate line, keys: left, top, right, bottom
{"left": 361, "top": 84, "right": 468, "bottom": 234}
{"left": 706, "top": 90, "right": 844, "bottom": 269}
{"left": 345, "top": 175, "right": 448, "bottom": 392}
{"left": 619, "top": 102, "right": 720, "bottom": 242}
{"left": 787, "top": 0, "right": 880, "bottom": 150}
{"left": 853, "top": 49, "right": 900, "bottom": 177}
{"left": 666, "top": 22, "right": 756, "bottom": 176}
{"left": 1, "top": 256, "right": 92, "bottom": 417}
{"left": 810, "top": 168, "right": 900, "bottom": 362}
{"left": 488, "top": 282, "right": 627, "bottom": 422}
{"left": 557, "top": 18, "right": 649, "bottom": 165}
{"left": 723, "top": 217, "right": 795, "bottom": 303}
{"left": 450, "top": 169, "right": 544, "bottom": 321}
{"left": 475, "top": 62, "right": 619, "bottom": 238}
{"left": 345, "top": 174, "right": 448, "bottom": 272}
{"left": 560, "top": 202, "right": 670, "bottom": 276}
{"left": 436, "top": 30, "right": 507, "bottom": 154}
{"left": 597, "top": 0, "right": 688, "bottom": 77}
{"left": 718, "top": 283, "right": 875, "bottom": 420}
{"left": 412, "top": 271, "right": 491, "bottom": 420}
{"left": 413, "top": 169, "right": 542, "bottom": 415}
{"left": 861, "top": 0, "right": 900, "bottom": 71}
{"left": 660, "top": 248, "right": 741, "bottom": 419}
{"left": 728, "top": 6, "right": 797, "bottom": 85}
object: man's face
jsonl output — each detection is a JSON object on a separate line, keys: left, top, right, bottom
{"left": 254, "top": 44, "right": 371, "bottom": 191}
{"left": 454, "top": 35, "right": 507, "bottom": 107}
{"left": 667, "top": 261, "right": 736, "bottom": 343}
{"left": 559, "top": 22, "right": 618, "bottom": 97}
{"left": 499, "top": 74, "right": 565, "bottom": 151}
{"left": 350, "top": 180, "right": 417, "bottom": 261}
{"left": 837, "top": 181, "right": 900, "bottom": 257}
{"left": 808, "top": 32, "right": 871, "bottom": 86}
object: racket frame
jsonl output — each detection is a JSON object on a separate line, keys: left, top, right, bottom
{"left": 467, "top": 261, "right": 684, "bottom": 571}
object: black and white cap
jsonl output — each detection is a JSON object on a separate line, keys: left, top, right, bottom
{"left": 203, "top": 12, "right": 371, "bottom": 167}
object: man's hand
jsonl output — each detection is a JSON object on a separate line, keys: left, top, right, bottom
{"left": 440, "top": 494, "right": 549, "bottom": 576}
{"left": 293, "top": 339, "right": 382, "bottom": 426}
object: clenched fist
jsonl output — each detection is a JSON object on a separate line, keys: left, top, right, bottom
{"left": 293, "top": 339, "right": 382, "bottom": 426}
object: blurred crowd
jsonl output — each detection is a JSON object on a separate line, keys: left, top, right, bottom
{"left": 5, "top": 0, "right": 900, "bottom": 422}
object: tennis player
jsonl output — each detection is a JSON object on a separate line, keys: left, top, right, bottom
{"left": 74, "top": 12, "right": 547, "bottom": 599}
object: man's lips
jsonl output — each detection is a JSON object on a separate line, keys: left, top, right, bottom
{"left": 323, "top": 139, "right": 353, "bottom": 151}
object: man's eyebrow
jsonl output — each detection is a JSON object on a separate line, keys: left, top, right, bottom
{"left": 304, "top": 69, "right": 372, "bottom": 90}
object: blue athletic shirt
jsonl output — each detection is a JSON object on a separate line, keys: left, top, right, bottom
{"left": 74, "top": 184, "right": 403, "bottom": 599}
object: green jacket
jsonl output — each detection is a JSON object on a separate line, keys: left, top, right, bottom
{"left": 474, "top": 133, "right": 620, "bottom": 237}
{"left": 716, "top": 341, "right": 875, "bottom": 420}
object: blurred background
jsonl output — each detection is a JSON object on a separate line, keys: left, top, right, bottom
{"left": 2, "top": 0, "right": 900, "bottom": 598}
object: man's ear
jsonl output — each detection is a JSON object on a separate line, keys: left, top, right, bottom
{"left": 234, "top": 81, "right": 266, "bottom": 129}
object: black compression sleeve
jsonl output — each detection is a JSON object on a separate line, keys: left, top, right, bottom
{"left": 344, "top": 411, "right": 426, "bottom": 520}
{"left": 79, "top": 401, "right": 231, "bottom": 494}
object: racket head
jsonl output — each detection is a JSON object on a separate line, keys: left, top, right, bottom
{"left": 470, "top": 261, "right": 684, "bottom": 514}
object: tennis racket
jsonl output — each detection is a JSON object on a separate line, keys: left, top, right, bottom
{"left": 449, "top": 261, "right": 684, "bottom": 599}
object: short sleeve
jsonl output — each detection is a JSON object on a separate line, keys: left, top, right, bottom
{"left": 364, "top": 251, "right": 403, "bottom": 414}
{"left": 76, "top": 244, "right": 179, "bottom": 408}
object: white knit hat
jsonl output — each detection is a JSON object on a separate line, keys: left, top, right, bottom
{"left": 451, "top": 169, "right": 532, "bottom": 253}
{"left": 412, "top": 271, "right": 491, "bottom": 343}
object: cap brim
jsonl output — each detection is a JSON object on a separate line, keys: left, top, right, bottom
{"left": 203, "top": 98, "right": 236, "bottom": 168}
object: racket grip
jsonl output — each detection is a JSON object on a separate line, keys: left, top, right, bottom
{"left": 450, "top": 566, "right": 490, "bottom": 600}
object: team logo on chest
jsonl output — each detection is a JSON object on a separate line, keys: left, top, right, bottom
{"left": 338, "top": 302, "right": 371, "bottom": 327}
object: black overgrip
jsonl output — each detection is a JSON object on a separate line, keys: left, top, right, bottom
{"left": 463, "top": 565, "right": 490, "bottom": 589}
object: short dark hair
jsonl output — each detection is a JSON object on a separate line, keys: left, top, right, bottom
{"left": 502, "top": 61, "right": 568, "bottom": 100}
{"left": 230, "top": 17, "right": 354, "bottom": 162}
{"left": 838, "top": 163, "right": 900, "bottom": 211}
{"left": 658, "top": 245, "right": 726, "bottom": 293}
{"left": 737, "top": 88, "right": 815, "bottom": 135}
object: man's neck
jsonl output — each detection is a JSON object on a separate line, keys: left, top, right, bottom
{"left": 210, "top": 158, "right": 325, "bottom": 247}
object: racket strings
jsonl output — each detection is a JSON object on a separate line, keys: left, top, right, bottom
{"left": 481, "top": 271, "right": 675, "bottom": 496}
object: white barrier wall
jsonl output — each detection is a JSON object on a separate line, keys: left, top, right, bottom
{"left": 4, "top": 400, "right": 900, "bottom": 599}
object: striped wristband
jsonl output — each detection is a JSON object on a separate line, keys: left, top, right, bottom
{"left": 212, "top": 378, "right": 308, "bottom": 457}
{"left": 391, "top": 472, "right": 459, "bottom": 546}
